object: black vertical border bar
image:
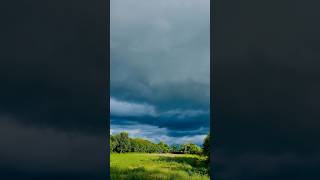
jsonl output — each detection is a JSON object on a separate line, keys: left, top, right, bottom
{"left": 106, "top": 0, "right": 110, "bottom": 178}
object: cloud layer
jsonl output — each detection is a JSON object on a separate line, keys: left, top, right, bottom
{"left": 110, "top": 121, "right": 207, "bottom": 145}
{"left": 110, "top": 98, "right": 156, "bottom": 117}
{"left": 110, "top": 0, "right": 210, "bottom": 145}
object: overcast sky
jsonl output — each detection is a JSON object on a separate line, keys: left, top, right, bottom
{"left": 110, "top": 0, "right": 210, "bottom": 145}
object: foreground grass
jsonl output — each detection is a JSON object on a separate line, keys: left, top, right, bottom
{"left": 110, "top": 153, "right": 209, "bottom": 180}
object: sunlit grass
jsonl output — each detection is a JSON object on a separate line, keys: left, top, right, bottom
{"left": 110, "top": 153, "right": 209, "bottom": 180}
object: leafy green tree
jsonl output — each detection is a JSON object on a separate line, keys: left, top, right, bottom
{"left": 158, "top": 141, "right": 170, "bottom": 153}
{"left": 202, "top": 133, "right": 211, "bottom": 175}
{"left": 179, "top": 143, "right": 202, "bottom": 154}
{"left": 113, "top": 132, "right": 131, "bottom": 153}
{"left": 202, "top": 133, "right": 210, "bottom": 157}
{"left": 130, "top": 138, "right": 138, "bottom": 152}
{"left": 170, "top": 144, "right": 179, "bottom": 153}
{"left": 189, "top": 143, "right": 202, "bottom": 155}
{"left": 110, "top": 135, "right": 117, "bottom": 152}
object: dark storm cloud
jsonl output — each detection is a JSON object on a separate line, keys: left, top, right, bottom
{"left": 110, "top": 120, "right": 208, "bottom": 145}
{"left": 110, "top": 97, "right": 209, "bottom": 145}
{"left": 1, "top": 0, "right": 107, "bottom": 179}
{"left": 110, "top": 0, "right": 210, "bottom": 144}
{"left": 213, "top": 0, "right": 320, "bottom": 179}
{"left": 110, "top": 98, "right": 209, "bottom": 131}
{"left": 111, "top": 80, "right": 210, "bottom": 110}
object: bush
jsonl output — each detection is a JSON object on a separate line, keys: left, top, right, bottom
{"left": 179, "top": 143, "right": 202, "bottom": 155}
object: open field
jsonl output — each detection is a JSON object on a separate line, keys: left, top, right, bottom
{"left": 110, "top": 153, "right": 209, "bottom": 180}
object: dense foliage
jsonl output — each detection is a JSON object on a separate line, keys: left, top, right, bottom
{"left": 180, "top": 143, "right": 203, "bottom": 155}
{"left": 111, "top": 132, "right": 131, "bottom": 153}
{"left": 202, "top": 133, "right": 210, "bottom": 157}
{"left": 110, "top": 132, "right": 204, "bottom": 155}
{"left": 202, "top": 133, "right": 211, "bottom": 175}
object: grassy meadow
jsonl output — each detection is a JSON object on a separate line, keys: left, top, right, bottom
{"left": 110, "top": 153, "right": 209, "bottom": 180}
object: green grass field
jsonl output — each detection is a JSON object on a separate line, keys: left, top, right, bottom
{"left": 110, "top": 153, "right": 209, "bottom": 180}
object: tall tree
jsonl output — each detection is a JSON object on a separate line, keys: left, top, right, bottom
{"left": 114, "top": 132, "right": 131, "bottom": 153}
{"left": 202, "top": 133, "right": 210, "bottom": 157}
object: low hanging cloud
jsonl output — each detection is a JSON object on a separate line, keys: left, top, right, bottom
{"left": 110, "top": 121, "right": 207, "bottom": 145}
{"left": 111, "top": 97, "right": 208, "bottom": 119}
{"left": 161, "top": 109, "right": 209, "bottom": 119}
{"left": 110, "top": 97, "right": 210, "bottom": 132}
{"left": 110, "top": 98, "right": 156, "bottom": 117}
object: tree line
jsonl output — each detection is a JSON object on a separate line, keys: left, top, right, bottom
{"left": 110, "top": 132, "right": 210, "bottom": 156}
